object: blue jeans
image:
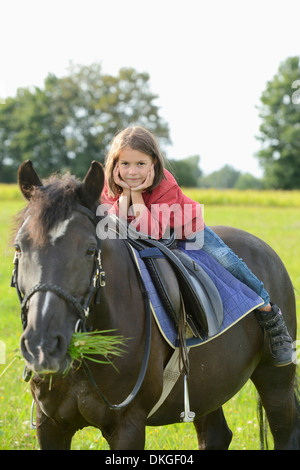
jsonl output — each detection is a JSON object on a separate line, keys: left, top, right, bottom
{"left": 201, "top": 226, "right": 269, "bottom": 307}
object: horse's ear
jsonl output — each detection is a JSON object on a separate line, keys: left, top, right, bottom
{"left": 80, "top": 161, "right": 104, "bottom": 207}
{"left": 18, "top": 160, "right": 43, "bottom": 200}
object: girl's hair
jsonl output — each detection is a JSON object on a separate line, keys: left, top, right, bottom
{"left": 105, "top": 126, "right": 165, "bottom": 196}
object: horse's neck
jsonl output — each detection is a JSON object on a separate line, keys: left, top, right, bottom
{"left": 92, "top": 239, "right": 141, "bottom": 330}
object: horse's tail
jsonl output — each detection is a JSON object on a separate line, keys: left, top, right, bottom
{"left": 257, "top": 396, "right": 269, "bottom": 450}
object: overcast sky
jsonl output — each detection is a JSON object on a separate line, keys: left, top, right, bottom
{"left": 1, "top": 0, "right": 299, "bottom": 176}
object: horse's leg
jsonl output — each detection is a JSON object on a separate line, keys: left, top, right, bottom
{"left": 101, "top": 413, "right": 146, "bottom": 450}
{"left": 194, "top": 408, "right": 233, "bottom": 450}
{"left": 35, "top": 402, "right": 75, "bottom": 450}
{"left": 252, "top": 363, "right": 300, "bottom": 450}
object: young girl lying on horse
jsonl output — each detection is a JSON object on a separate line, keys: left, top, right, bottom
{"left": 101, "top": 126, "right": 293, "bottom": 367}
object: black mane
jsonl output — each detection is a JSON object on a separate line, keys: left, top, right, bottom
{"left": 18, "top": 173, "right": 83, "bottom": 246}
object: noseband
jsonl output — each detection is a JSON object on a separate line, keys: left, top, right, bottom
{"left": 11, "top": 204, "right": 106, "bottom": 331}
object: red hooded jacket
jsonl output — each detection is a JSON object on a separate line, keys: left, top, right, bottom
{"left": 101, "top": 169, "right": 204, "bottom": 240}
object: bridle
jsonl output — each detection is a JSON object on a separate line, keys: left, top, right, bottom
{"left": 11, "top": 204, "right": 106, "bottom": 332}
{"left": 11, "top": 204, "right": 152, "bottom": 411}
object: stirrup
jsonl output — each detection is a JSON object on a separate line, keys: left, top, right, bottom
{"left": 180, "top": 375, "right": 195, "bottom": 422}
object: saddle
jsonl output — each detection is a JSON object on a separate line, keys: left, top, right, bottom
{"left": 127, "top": 233, "right": 223, "bottom": 339}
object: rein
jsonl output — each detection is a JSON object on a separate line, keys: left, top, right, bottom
{"left": 12, "top": 204, "right": 152, "bottom": 411}
{"left": 80, "top": 239, "right": 152, "bottom": 411}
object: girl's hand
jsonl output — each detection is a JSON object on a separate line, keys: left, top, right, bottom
{"left": 131, "top": 164, "right": 155, "bottom": 193}
{"left": 113, "top": 164, "right": 130, "bottom": 191}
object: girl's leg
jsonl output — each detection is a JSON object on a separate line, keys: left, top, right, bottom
{"left": 202, "top": 226, "right": 270, "bottom": 306}
{"left": 202, "top": 226, "right": 293, "bottom": 366}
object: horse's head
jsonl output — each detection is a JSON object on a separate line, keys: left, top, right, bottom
{"left": 14, "top": 160, "right": 104, "bottom": 375}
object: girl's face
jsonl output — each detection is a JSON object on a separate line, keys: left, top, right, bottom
{"left": 117, "top": 147, "right": 154, "bottom": 188}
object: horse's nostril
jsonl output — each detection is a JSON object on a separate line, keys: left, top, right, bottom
{"left": 20, "top": 335, "right": 33, "bottom": 360}
{"left": 48, "top": 334, "right": 66, "bottom": 357}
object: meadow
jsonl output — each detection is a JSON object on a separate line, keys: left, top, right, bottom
{"left": 0, "top": 186, "right": 299, "bottom": 450}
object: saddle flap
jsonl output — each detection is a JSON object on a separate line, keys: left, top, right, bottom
{"left": 135, "top": 238, "right": 224, "bottom": 338}
{"left": 139, "top": 253, "right": 181, "bottom": 323}
{"left": 172, "top": 248, "right": 223, "bottom": 336}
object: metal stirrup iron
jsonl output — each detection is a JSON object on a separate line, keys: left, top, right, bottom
{"left": 180, "top": 374, "right": 195, "bottom": 422}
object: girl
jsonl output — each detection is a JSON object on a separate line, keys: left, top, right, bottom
{"left": 102, "top": 126, "right": 293, "bottom": 367}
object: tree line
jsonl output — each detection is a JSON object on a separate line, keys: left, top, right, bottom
{"left": 0, "top": 58, "right": 299, "bottom": 189}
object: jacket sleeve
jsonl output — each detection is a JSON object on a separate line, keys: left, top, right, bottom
{"left": 100, "top": 183, "right": 121, "bottom": 216}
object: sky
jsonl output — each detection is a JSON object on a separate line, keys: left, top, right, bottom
{"left": 1, "top": 0, "right": 300, "bottom": 177}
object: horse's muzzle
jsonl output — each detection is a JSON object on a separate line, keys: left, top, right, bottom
{"left": 20, "top": 330, "right": 69, "bottom": 375}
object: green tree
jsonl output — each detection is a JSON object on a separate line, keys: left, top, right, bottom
{"left": 256, "top": 56, "right": 300, "bottom": 189}
{"left": 167, "top": 155, "right": 202, "bottom": 187}
{"left": 234, "top": 173, "right": 264, "bottom": 190}
{"left": 0, "top": 63, "right": 170, "bottom": 181}
{"left": 199, "top": 164, "right": 241, "bottom": 189}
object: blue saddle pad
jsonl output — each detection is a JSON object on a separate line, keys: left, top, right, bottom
{"left": 131, "top": 244, "right": 263, "bottom": 348}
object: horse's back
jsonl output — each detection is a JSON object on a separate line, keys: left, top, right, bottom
{"left": 211, "top": 225, "right": 296, "bottom": 333}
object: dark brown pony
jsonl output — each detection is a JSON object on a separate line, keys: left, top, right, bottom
{"left": 13, "top": 160, "right": 300, "bottom": 450}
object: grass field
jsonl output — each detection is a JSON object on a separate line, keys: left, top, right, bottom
{"left": 0, "top": 186, "right": 299, "bottom": 450}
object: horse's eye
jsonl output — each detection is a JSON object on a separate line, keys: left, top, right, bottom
{"left": 86, "top": 247, "right": 96, "bottom": 257}
{"left": 14, "top": 244, "right": 22, "bottom": 256}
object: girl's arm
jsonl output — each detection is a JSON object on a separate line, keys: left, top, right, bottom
{"left": 129, "top": 183, "right": 180, "bottom": 239}
{"left": 113, "top": 164, "right": 131, "bottom": 218}
{"left": 130, "top": 185, "right": 204, "bottom": 240}
{"left": 130, "top": 164, "right": 155, "bottom": 218}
